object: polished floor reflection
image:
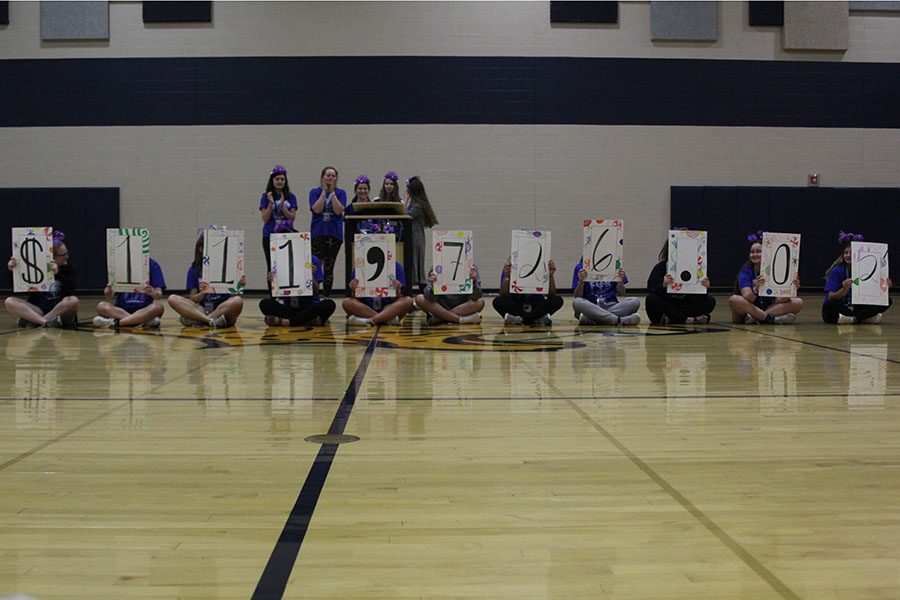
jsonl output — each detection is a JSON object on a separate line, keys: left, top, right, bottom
{"left": 1, "top": 297, "right": 898, "bottom": 599}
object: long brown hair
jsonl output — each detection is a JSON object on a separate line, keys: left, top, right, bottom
{"left": 406, "top": 176, "right": 438, "bottom": 228}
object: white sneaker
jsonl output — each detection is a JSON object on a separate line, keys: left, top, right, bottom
{"left": 348, "top": 315, "right": 373, "bottom": 327}
{"left": 180, "top": 315, "right": 204, "bottom": 327}
{"left": 774, "top": 313, "right": 796, "bottom": 325}
{"left": 210, "top": 314, "right": 229, "bottom": 328}
{"left": 861, "top": 313, "right": 883, "bottom": 325}
{"left": 143, "top": 317, "right": 161, "bottom": 329}
{"left": 458, "top": 312, "right": 482, "bottom": 325}
{"left": 618, "top": 314, "right": 641, "bottom": 326}
{"left": 578, "top": 314, "right": 594, "bottom": 325}
{"left": 837, "top": 314, "right": 856, "bottom": 325}
{"left": 92, "top": 316, "right": 116, "bottom": 328}
{"left": 744, "top": 314, "right": 759, "bottom": 325}
{"left": 503, "top": 313, "right": 524, "bottom": 326}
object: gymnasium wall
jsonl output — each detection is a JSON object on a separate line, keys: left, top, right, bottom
{"left": 0, "top": 1, "right": 898, "bottom": 291}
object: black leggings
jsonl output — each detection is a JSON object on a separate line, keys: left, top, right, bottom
{"left": 492, "top": 295, "right": 564, "bottom": 325}
{"left": 259, "top": 298, "right": 336, "bottom": 326}
{"left": 821, "top": 297, "right": 891, "bottom": 324}
{"left": 311, "top": 236, "right": 342, "bottom": 296}
{"left": 645, "top": 293, "right": 716, "bottom": 325}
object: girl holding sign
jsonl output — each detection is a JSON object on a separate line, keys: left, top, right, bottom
{"left": 309, "top": 166, "right": 347, "bottom": 296}
{"left": 571, "top": 263, "right": 640, "bottom": 326}
{"left": 167, "top": 235, "right": 245, "bottom": 328}
{"left": 493, "top": 259, "right": 563, "bottom": 326}
{"left": 259, "top": 164, "right": 298, "bottom": 271}
{"left": 645, "top": 240, "right": 715, "bottom": 325}
{"left": 405, "top": 176, "right": 439, "bottom": 293}
{"left": 416, "top": 266, "right": 484, "bottom": 325}
{"left": 260, "top": 255, "right": 336, "bottom": 326}
{"left": 823, "top": 232, "right": 892, "bottom": 324}
{"left": 5, "top": 231, "right": 79, "bottom": 328}
{"left": 728, "top": 232, "right": 804, "bottom": 325}
{"left": 93, "top": 258, "right": 166, "bottom": 328}
{"left": 342, "top": 263, "right": 413, "bottom": 326}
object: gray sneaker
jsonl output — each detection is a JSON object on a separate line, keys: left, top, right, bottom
{"left": 535, "top": 315, "right": 553, "bottom": 327}
{"left": 503, "top": 313, "right": 525, "bottom": 326}
{"left": 618, "top": 314, "right": 641, "bottom": 326}
{"left": 16, "top": 318, "right": 41, "bottom": 329}
{"left": 578, "top": 314, "right": 594, "bottom": 326}
{"left": 92, "top": 316, "right": 116, "bottom": 328}
{"left": 144, "top": 317, "right": 161, "bottom": 329}
{"left": 179, "top": 315, "right": 204, "bottom": 327}
{"left": 774, "top": 313, "right": 796, "bottom": 325}
{"left": 44, "top": 315, "right": 64, "bottom": 328}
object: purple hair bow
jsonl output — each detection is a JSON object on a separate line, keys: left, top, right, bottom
{"left": 52, "top": 230, "right": 65, "bottom": 248}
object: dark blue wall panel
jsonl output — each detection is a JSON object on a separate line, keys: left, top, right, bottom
{"left": 671, "top": 186, "right": 900, "bottom": 290}
{"left": 0, "top": 2, "right": 8, "bottom": 25}
{"left": 1, "top": 188, "right": 119, "bottom": 290}
{"left": 0, "top": 56, "right": 898, "bottom": 128}
{"left": 749, "top": 2, "right": 784, "bottom": 26}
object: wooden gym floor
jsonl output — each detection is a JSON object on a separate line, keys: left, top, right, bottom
{"left": 0, "top": 295, "right": 898, "bottom": 599}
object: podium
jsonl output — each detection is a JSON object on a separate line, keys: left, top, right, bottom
{"left": 343, "top": 202, "right": 413, "bottom": 296}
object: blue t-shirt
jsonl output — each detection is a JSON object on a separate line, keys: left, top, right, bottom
{"left": 309, "top": 187, "right": 347, "bottom": 240}
{"left": 824, "top": 263, "right": 852, "bottom": 306}
{"left": 737, "top": 264, "right": 774, "bottom": 309}
{"left": 259, "top": 192, "right": 299, "bottom": 237}
{"left": 115, "top": 258, "right": 166, "bottom": 312}
{"left": 186, "top": 264, "right": 231, "bottom": 313}
{"left": 572, "top": 261, "right": 626, "bottom": 305}
{"left": 351, "top": 262, "right": 406, "bottom": 310}
{"left": 278, "top": 255, "right": 324, "bottom": 309}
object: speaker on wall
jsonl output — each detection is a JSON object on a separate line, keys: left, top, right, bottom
{"left": 749, "top": 2, "right": 784, "bottom": 26}
{"left": 143, "top": 1, "right": 211, "bottom": 23}
{"left": 551, "top": 1, "right": 618, "bottom": 24}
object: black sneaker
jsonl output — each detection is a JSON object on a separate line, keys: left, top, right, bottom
{"left": 44, "top": 315, "right": 64, "bottom": 328}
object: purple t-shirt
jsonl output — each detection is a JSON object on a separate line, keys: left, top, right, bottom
{"left": 259, "top": 192, "right": 298, "bottom": 237}
{"left": 572, "top": 261, "right": 626, "bottom": 305}
{"left": 351, "top": 262, "right": 406, "bottom": 310}
{"left": 186, "top": 264, "right": 230, "bottom": 313}
{"left": 824, "top": 263, "right": 851, "bottom": 306}
{"left": 115, "top": 258, "right": 166, "bottom": 312}
{"left": 309, "top": 187, "right": 347, "bottom": 240}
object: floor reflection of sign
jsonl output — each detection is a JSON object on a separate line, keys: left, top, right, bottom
{"left": 15, "top": 398, "right": 57, "bottom": 428}
{"left": 665, "top": 352, "right": 707, "bottom": 422}
{"left": 758, "top": 352, "right": 797, "bottom": 414}
{"left": 848, "top": 344, "right": 887, "bottom": 411}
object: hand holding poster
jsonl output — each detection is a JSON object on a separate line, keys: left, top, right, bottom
{"left": 354, "top": 233, "right": 396, "bottom": 298}
{"left": 270, "top": 232, "right": 313, "bottom": 297}
{"left": 582, "top": 219, "right": 623, "bottom": 282}
{"left": 510, "top": 230, "right": 551, "bottom": 294}
{"left": 432, "top": 229, "right": 473, "bottom": 295}
{"left": 760, "top": 232, "right": 801, "bottom": 298}
{"left": 106, "top": 228, "right": 150, "bottom": 293}
{"left": 851, "top": 241, "right": 889, "bottom": 307}
{"left": 667, "top": 230, "right": 708, "bottom": 295}
{"left": 12, "top": 227, "right": 55, "bottom": 293}
{"left": 202, "top": 228, "right": 245, "bottom": 295}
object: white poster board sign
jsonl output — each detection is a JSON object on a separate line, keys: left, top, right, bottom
{"left": 12, "top": 227, "right": 55, "bottom": 293}
{"left": 667, "top": 230, "right": 708, "bottom": 295}
{"left": 432, "top": 229, "right": 474, "bottom": 295}
{"left": 354, "top": 233, "right": 396, "bottom": 298}
{"left": 270, "top": 232, "right": 313, "bottom": 297}
{"left": 202, "top": 228, "right": 245, "bottom": 295}
{"left": 510, "top": 230, "right": 551, "bottom": 294}
{"left": 760, "top": 232, "right": 801, "bottom": 298}
{"left": 851, "top": 241, "right": 889, "bottom": 307}
{"left": 106, "top": 228, "right": 150, "bottom": 293}
{"left": 582, "top": 219, "right": 623, "bottom": 282}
